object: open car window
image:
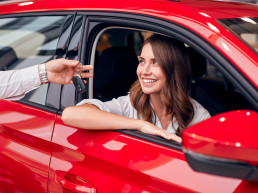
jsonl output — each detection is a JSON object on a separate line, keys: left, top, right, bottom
{"left": 89, "top": 27, "right": 254, "bottom": 116}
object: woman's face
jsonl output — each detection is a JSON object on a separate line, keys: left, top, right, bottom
{"left": 137, "top": 43, "right": 166, "bottom": 96}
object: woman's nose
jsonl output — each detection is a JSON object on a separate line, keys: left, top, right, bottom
{"left": 142, "top": 63, "right": 152, "bottom": 74}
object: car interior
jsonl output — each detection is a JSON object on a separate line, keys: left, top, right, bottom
{"left": 91, "top": 28, "right": 254, "bottom": 117}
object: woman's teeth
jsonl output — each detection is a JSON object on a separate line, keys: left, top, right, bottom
{"left": 143, "top": 79, "right": 156, "bottom": 83}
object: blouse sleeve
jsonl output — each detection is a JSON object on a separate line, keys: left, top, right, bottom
{"left": 76, "top": 95, "right": 132, "bottom": 117}
{"left": 189, "top": 99, "right": 211, "bottom": 127}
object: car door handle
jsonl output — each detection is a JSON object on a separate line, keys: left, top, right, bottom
{"left": 55, "top": 171, "right": 96, "bottom": 193}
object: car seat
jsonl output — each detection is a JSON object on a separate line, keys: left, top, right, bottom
{"left": 188, "top": 47, "right": 228, "bottom": 115}
{"left": 93, "top": 47, "right": 139, "bottom": 101}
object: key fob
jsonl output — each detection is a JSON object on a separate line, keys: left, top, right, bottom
{"left": 72, "top": 74, "right": 87, "bottom": 93}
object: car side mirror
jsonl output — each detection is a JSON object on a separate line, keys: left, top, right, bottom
{"left": 182, "top": 110, "right": 258, "bottom": 181}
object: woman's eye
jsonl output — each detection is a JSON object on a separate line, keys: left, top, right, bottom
{"left": 153, "top": 60, "right": 159, "bottom": 66}
{"left": 139, "top": 59, "right": 145, "bottom": 64}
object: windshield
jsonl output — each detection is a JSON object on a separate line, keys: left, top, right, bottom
{"left": 218, "top": 17, "right": 258, "bottom": 53}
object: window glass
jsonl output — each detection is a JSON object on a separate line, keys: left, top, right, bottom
{"left": 0, "top": 16, "right": 66, "bottom": 104}
{"left": 218, "top": 17, "right": 258, "bottom": 53}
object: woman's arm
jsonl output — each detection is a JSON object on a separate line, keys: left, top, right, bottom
{"left": 62, "top": 104, "right": 182, "bottom": 143}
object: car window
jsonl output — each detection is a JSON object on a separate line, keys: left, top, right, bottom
{"left": 190, "top": 52, "right": 254, "bottom": 116}
{"left": 218, "top": 17, "right": 258, "bottom": 53}
{"left": 96, "top": 28, "right": 144, "bottom": 57}
{"left": 0, "top": 16, "right": 66, "bottom": 105}
{"left": 90, "top": 27, "right": 255, "bottom": 116}
{"left": 92, "top": 28, "right": 146, "bottom": 101}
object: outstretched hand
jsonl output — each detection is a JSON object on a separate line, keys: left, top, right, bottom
{"left": 45, "top": 58, "right": 94, "bottom": 85}
{"left": 138, "top": 120, "right": 182, "bottom": 143}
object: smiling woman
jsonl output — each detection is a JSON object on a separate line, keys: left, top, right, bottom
{"left": 136, "top": 43, "right": 166, "bottom": 95}
{"left": 1, "top": 0, "right": 258, "bottom": 192}
{"left": 131, "top": 35, "right": 205, "bottom": 136}
{"left": 61, "top": 34, "right": 210, "bottom": 143}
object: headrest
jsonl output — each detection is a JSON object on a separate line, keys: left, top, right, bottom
{"left": 187, "top": 47, "right": 207, "bottom": 78}
{"left": 93, "top": 47, "right": 138, "bottom": 99}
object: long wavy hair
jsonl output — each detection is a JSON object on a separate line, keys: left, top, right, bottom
{"left": 130, "top": 34, "right": 194, "bottom": 136}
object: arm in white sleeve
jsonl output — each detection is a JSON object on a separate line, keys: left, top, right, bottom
{"left": 62, "top": 95, "right": 182, "bottom": 142}
{"left": 62, "top": 95, "right": 143, "bottom": 131}
{"left": 188, "top": 99, "right": 211, "bottom": 127}
{"left": 0, "top": 65, "right": 41, "bottom": 100}
{"left": 76, "top": 95, "right": 135, "bottom": 118}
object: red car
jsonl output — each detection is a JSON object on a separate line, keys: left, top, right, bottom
{"left": 0, "top": 0, "right": 258, "bottom": 192}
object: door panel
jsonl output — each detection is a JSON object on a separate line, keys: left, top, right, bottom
{"left": 0, "top": 14, "right": 68, "bottom": 192}
{"left": 48, "top": 116, "right": 248, "bottom": 193}
{"left": 0, "top": 100, "right": 56, "bottom": 193}
{"left": 47, "top": 12, "right": 258, "bottom": 193}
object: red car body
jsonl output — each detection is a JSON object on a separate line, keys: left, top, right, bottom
{"left": 0, "top": 0, "right": 258, "bottom": 192}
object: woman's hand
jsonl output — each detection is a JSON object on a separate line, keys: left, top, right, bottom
{"left": 138, "top": 120, "right": 182, "bottom": 143}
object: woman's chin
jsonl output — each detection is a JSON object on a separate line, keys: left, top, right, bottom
{"left": 142, "top": 89, "right": 160, "bottom": 95}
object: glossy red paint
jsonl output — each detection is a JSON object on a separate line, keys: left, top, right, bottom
{"left": 1, "top": 0, "right": 257, "bottom": 87}
{"left": 183, "top": 110, "right": 258, "bottom": 165}
{"left": 0, "top": 100, "right": 56, "bottom": 193}
{"left": 47, "top": 116, "right": 258, "bottom": 193}
{"left": 1, "top": 0, "right": 258, "bottom": 18}
{"left": 54, "top": 170, "right": 97, "bottom": 193}
{"left": 0, "top": 0, "right": 257, "bottom": 192}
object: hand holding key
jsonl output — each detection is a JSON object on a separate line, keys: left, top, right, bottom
{"left": 72, "top": 63, "right": 88, "bottom": 93}
{"left": 45, "top": 59, "right": 93, "bottom": 85}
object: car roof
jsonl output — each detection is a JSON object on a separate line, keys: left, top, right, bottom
{"left": 0, "top": 0, "right": 258, "bottom": 20}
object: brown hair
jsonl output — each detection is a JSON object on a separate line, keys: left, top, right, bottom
{"left": 130, "top": 34, "right": 194, "bottom": 136}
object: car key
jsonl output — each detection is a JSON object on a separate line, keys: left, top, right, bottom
{"left": 72, "top": 64, "right": 87, "bottom": 93}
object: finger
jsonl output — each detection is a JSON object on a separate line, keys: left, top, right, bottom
{"left": 79, "top": 65, "right": 94, "bottom": 71}
{"left": 80, "top": 72, "right": 94, "bottom": 78}
{"left": 160, "top": 130, "right": 182, "bottom": 143}
{"left": 168, "top": 134, "right": 182, "bottom": 143}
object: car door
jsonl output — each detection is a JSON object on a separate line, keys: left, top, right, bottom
{"left": 48, "top": 12, "right": 258, "bottom": 193}
{"left": 0, "top": 14, "right": 71, "bottom": 193}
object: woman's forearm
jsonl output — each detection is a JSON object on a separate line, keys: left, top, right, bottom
{"left": 62, "top": 104, "right": 143, "bottom": 131}
{"left": 62, "top": 104, "right": 182, "bottom": 143}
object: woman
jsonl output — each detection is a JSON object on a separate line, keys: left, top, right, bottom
{"left": 62, "top": 34, "right": 210, "bottom": 143}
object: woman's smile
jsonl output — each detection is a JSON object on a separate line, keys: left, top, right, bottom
{"left": 142, "top": 78, "right": 157, "bottom": 83}
{"left": 137, "top": 43, "right": 166, "bottom": 95}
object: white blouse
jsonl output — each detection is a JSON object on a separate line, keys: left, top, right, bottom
{"left": 77, "top": 95, "right": 211, "bottom": 134}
